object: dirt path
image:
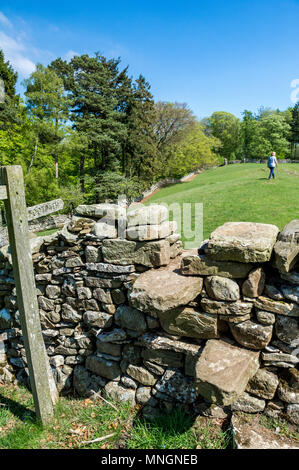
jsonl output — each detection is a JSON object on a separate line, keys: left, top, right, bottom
{"left": 138, "top": 172, "right": 200, "bottom": 203}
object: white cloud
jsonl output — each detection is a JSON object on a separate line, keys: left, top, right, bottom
{"left": 65, "top": 49, "right": 79, "bottom": 61}
{"left": 0, "top": 31, "right": 36, "bottom": 75}
{"left": 0, "top": 11, "right": 12, "bottom": 28}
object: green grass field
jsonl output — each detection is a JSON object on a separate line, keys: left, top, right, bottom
{"left": 146, "top": 163, "right": 299, "bottom": 246}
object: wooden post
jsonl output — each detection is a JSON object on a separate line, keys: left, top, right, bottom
{"left": 0, "top": 165, "right": 55, "bottom": 425}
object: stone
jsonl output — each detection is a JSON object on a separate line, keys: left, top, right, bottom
{"left": 128, "top": 255, "right": 203, "bottom": 316}
{"left": 254, "top": 296, "right": 299, "bottom": 317}
{"left": 181, "top": 254, "right": 253, "bottom": 278}
{"left": 231, "top": 392, "right": 265, "bottom": 413}
{"left": 277, "top": 369, "right": 299, "bottom": 404}
{"left": 275, "top": 315, "right": 299, "bottom": 344}
{"left": 96, "top": 342, "right": 122, "bottom": 357}
{"left": 96, "top": 328, "right": 127, "bottom": 343}
{"left": 93, "top": 288, "right": 112, "bottom": 304}
{"left": 38, "top": 296, "right": 55, "bottom": 311}
{"left": 141, "top": 348, "right": 183, "bottom": 368}
{"left": 204, "top": 276, "right": 240, "bottom": 301}
{"left": 61, "top": 305, "right": 82, "bottom": 323}
{"left": 127, "top": 205, "right": 168, "bottom": 227}
{"left": 273, "top": 220, "right": 299, "bottom": 273}
{"left": 195, "top": 339, "right": 260, "bottom": 405}
{"left": 155, "top": 369, "right": 197, "bottom": 404}
{"left": 120, "top": 375, "right": 138, "bottom": 389}
{"left": 114, "top": 305, "right": 147, "bottom": 333}
{"left": 200, "top": 298, "right": 252, "bottom": 316}
{"left": 104, "top": 381, "right": 136, "bottom": 405}
{"left": 256, "top": 310, "right": 276, "bottom": 325}
{"left": 73, "top": 365, "right": 106, "bottom": 397}
{"left": 230, "top": 320, "right": 273, "bottom": 350}
{"left": 85, "top": 277, "right": 123, "bottom": 289}
{"left": 286, "top": 404, "right": 299, "bottom": 425}
{"left": 126, "top": 364, "right": 157, "bottom": 386}
{"left": 125, "top": 221, "right": 175, "bottom": 241}
{"left": 45, "top": 285, "right": 61, "bottom": 299}
{"left": 102, "top": 238, "right": 171, "bottom": 268}
{"left": 231, "top": 412, "right": 299, "bottom": 449}
{"left": 136, "top": 331, "right": 202, "bottom": 356}
{"left": 85, "top": 246, "right": 102, "bottom": 263}
{"left": 143, "top": 361, "right": 165, "bottom": 376}
{"left": 111, "top": 289, "right": 126, "bottom": 305}
{"left": 76, "top": 203, "right": 121, "bottom": 220}
{"left": 159, "top": 307, "right": 219, "bottom": 339}
{"left": 65, "top": 257, "right": 83, "bottom": 268}
{"left": 92, "top": 221, "right": 117, "bottom": 239}
{"left": 242, "top": 268, "right": 265, "bottom": 298}
{"left": 280, "top": 285, "right": 299, "bottom": 304}
{"left": 246, "top": 368, "right": 279, "bottom": 399}
{"left": 264, "top": 284, "right": 284, "bottom": 300}
{"left": 86, "top": 263, "right": 135, "bottom": 274}
{"left": 85, "top": 355, "right": 121, "bottom": 380}
{"left": 205, "top": 222, "right": 279, "bottom": 263}
{"left": 136, "top": 386, "right": 157, "bottom": 406}
{"left": 261, "top": 352, "right": 298, "bottom": 365}
{"left": 77, "top": 287, "right": 92, "bottom": 300}
{"left": 83, "top": 311, "right": 113, "bottom": 329}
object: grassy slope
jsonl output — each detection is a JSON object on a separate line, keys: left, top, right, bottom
{"left": 146, "top": 163, "right": 299, "bottom": 245}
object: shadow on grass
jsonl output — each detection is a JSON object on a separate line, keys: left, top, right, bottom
{"left": 0, "top": 392, "right": 36, "bottom": 423}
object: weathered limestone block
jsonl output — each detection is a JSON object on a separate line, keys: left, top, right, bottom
{"left": 200, "top": 298, "right": 252, "bottom": 316}
{"left": 96, "top": 342, "right": 122, "bottom": 357}
{"left": 242, "top": 267, "right": 265, "bottom": 298}
{"left": 275, "top": 315, "right": 299, "bottom": 345}
{"left": 159, "top": 307, "right": 220, "bottom": 339}
{"left": 128, "top": 256, "right": 203, "bottom": 316}
{"left": 205, "top": 276, "right": 240, "bottom": 301}
{"left": 93, "top": 287, "right": 112, "bottom": 304}
{"left": 155, "top": 369, "right": 197, "bottom": 403}
{"left": 273, "top": 220, "right": 299, "bottom": 273}
{"left": 83, "top": 310, "right": 113, "bottom": 329}
{"left": 205, "top": 222, "right": 279, "bottom": 263}
{"left": 85, "top": 246, "right": 102, "bottom": 263}
{"left": 67, "top": 216, "right": 95, "bottom": 234}
{"left": 75, "top": 203, "right": 121, "bottom": 220}
{"left": 127, "top": 205, "right": 168, "bottom": 227}
{"left": 141, "top": 348, "right": 183, "bottom": 368}
{"left": 254, "top": 296, "right": 299, "bottom": 317}
{"left": 104, "top": 381, "right": 136, "bottom": 405}
{"left": 102, "top": 238, "right": 171, "bottom": 267}
{"left": 230, "top": 320, "right": 273, "bottom": 350}
{"left": 181, "top": 254, "right": 253, "bottom": 278}
{"left": 136, "top": 386, "right": 157, "bottom": 406}
{"left": 85, "top": 355, "right": 121, "bottom": 380}
{"left": 231, "top": 392, "right": 265, "bottom": 413}
{"left": 125, "top": 221, "right": 175, "bottom": 241}
{"left": 86, "top": 262, "right": 135, "bottom": 274}
{"left": 92, "top": 221, "right": 118, "bottom": 239}
{"left": 195, "top": 339, "right": 260, "bottom": 405}
{"left": 261, "top": 352, "right": 298, "bottom": 366}
{"left": 61, "top": 305, "right": 82, "bottom": 323}
{"left": 45, "top": 285, "right": 61, "bottom": 299}
{"left": 256, "top": 310, "right": 276, "bottom": 325}
{"left": 126, "top": 364, "right": 157, "bottom": 386}
{"left": 246, "top": 369, "right": 279, "bottom": 399}
{"left": 96, "top": 328, "right": 127, "bottom": 343}
{"left": 114, "top": 305, "right": 147, "bottom": 333}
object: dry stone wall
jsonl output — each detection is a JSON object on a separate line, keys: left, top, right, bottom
{"left": 0, "top": 205, "right": 298, "bottom": 427}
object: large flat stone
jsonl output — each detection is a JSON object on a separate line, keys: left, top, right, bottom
{"left": 200, "top": 298, "right": 253, "bottom": 316}
{"left": 195, "top": 339, "right": 260, "bottom": 405}
{"left": 127, "top": 205, "right": 168, "bottom": 227}
{"left": 75, "top": 203, "right": 122, "bottom": 220}
{"left": 125, "top": 221, "right": 175, "bottom": 241}
{"left": 102, "top": 238, "right": 171, "bottom": 267}
{"left": 159, "top": 307, "right": 220, "bottom": 339}
{"left": 205, "top": 222, "right": 279, "bottom": 263}
{"left": 254, "top": 296, "right": 299, "bottom": 317}
{"left": 128, "top": 256, "right": 203, "bottom": 316}
{"left": 181, "top": 254, "right": 253, "bottom": 278}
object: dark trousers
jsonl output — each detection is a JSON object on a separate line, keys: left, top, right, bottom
{"left": 268, "top": 167, "right": 275, "bottom": 179}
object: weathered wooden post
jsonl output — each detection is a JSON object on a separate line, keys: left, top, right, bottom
{"left": 0, "top": 165, "right": 56, "bottom": 425}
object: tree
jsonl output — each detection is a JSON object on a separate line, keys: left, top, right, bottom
{"left": 207, "top": 111, "right": 241, "bottom": 160}
{"left": 290, "top": 102, "right": 299, "bottom": 158}
{"left": 0, "top": 49, "right": 20, "bottom": 130}
{"left": 23, "top": 64, "right": 69, "bottom": 178}
{"left": 241, "top": 110, "right": 256, "bottom": 159}
{"left": 154, "top": 102, "right": 196, "bottom": 150}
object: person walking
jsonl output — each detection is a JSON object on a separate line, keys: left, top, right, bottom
{"left": 267, "top": 152, "right": 278, "bottom": 180}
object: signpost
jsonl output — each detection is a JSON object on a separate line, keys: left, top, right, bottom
{"left": 0, "top": 165, "right": 59, "bottom": 425}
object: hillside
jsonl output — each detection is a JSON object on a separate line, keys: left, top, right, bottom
{"left": 145, "top": 163, "right": 299, "bottom": 246}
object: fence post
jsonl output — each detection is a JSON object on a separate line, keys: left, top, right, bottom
{"left": 0, "top": 165, "right": 55, "bottom": 425}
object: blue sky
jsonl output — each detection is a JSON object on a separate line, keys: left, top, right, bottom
{"left": 1, "top": 0, "right": 299, "bottom": 119}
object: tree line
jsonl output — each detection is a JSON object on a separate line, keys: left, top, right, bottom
{"left": 0, "top": 49, "right": 298, "bottom": 208}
